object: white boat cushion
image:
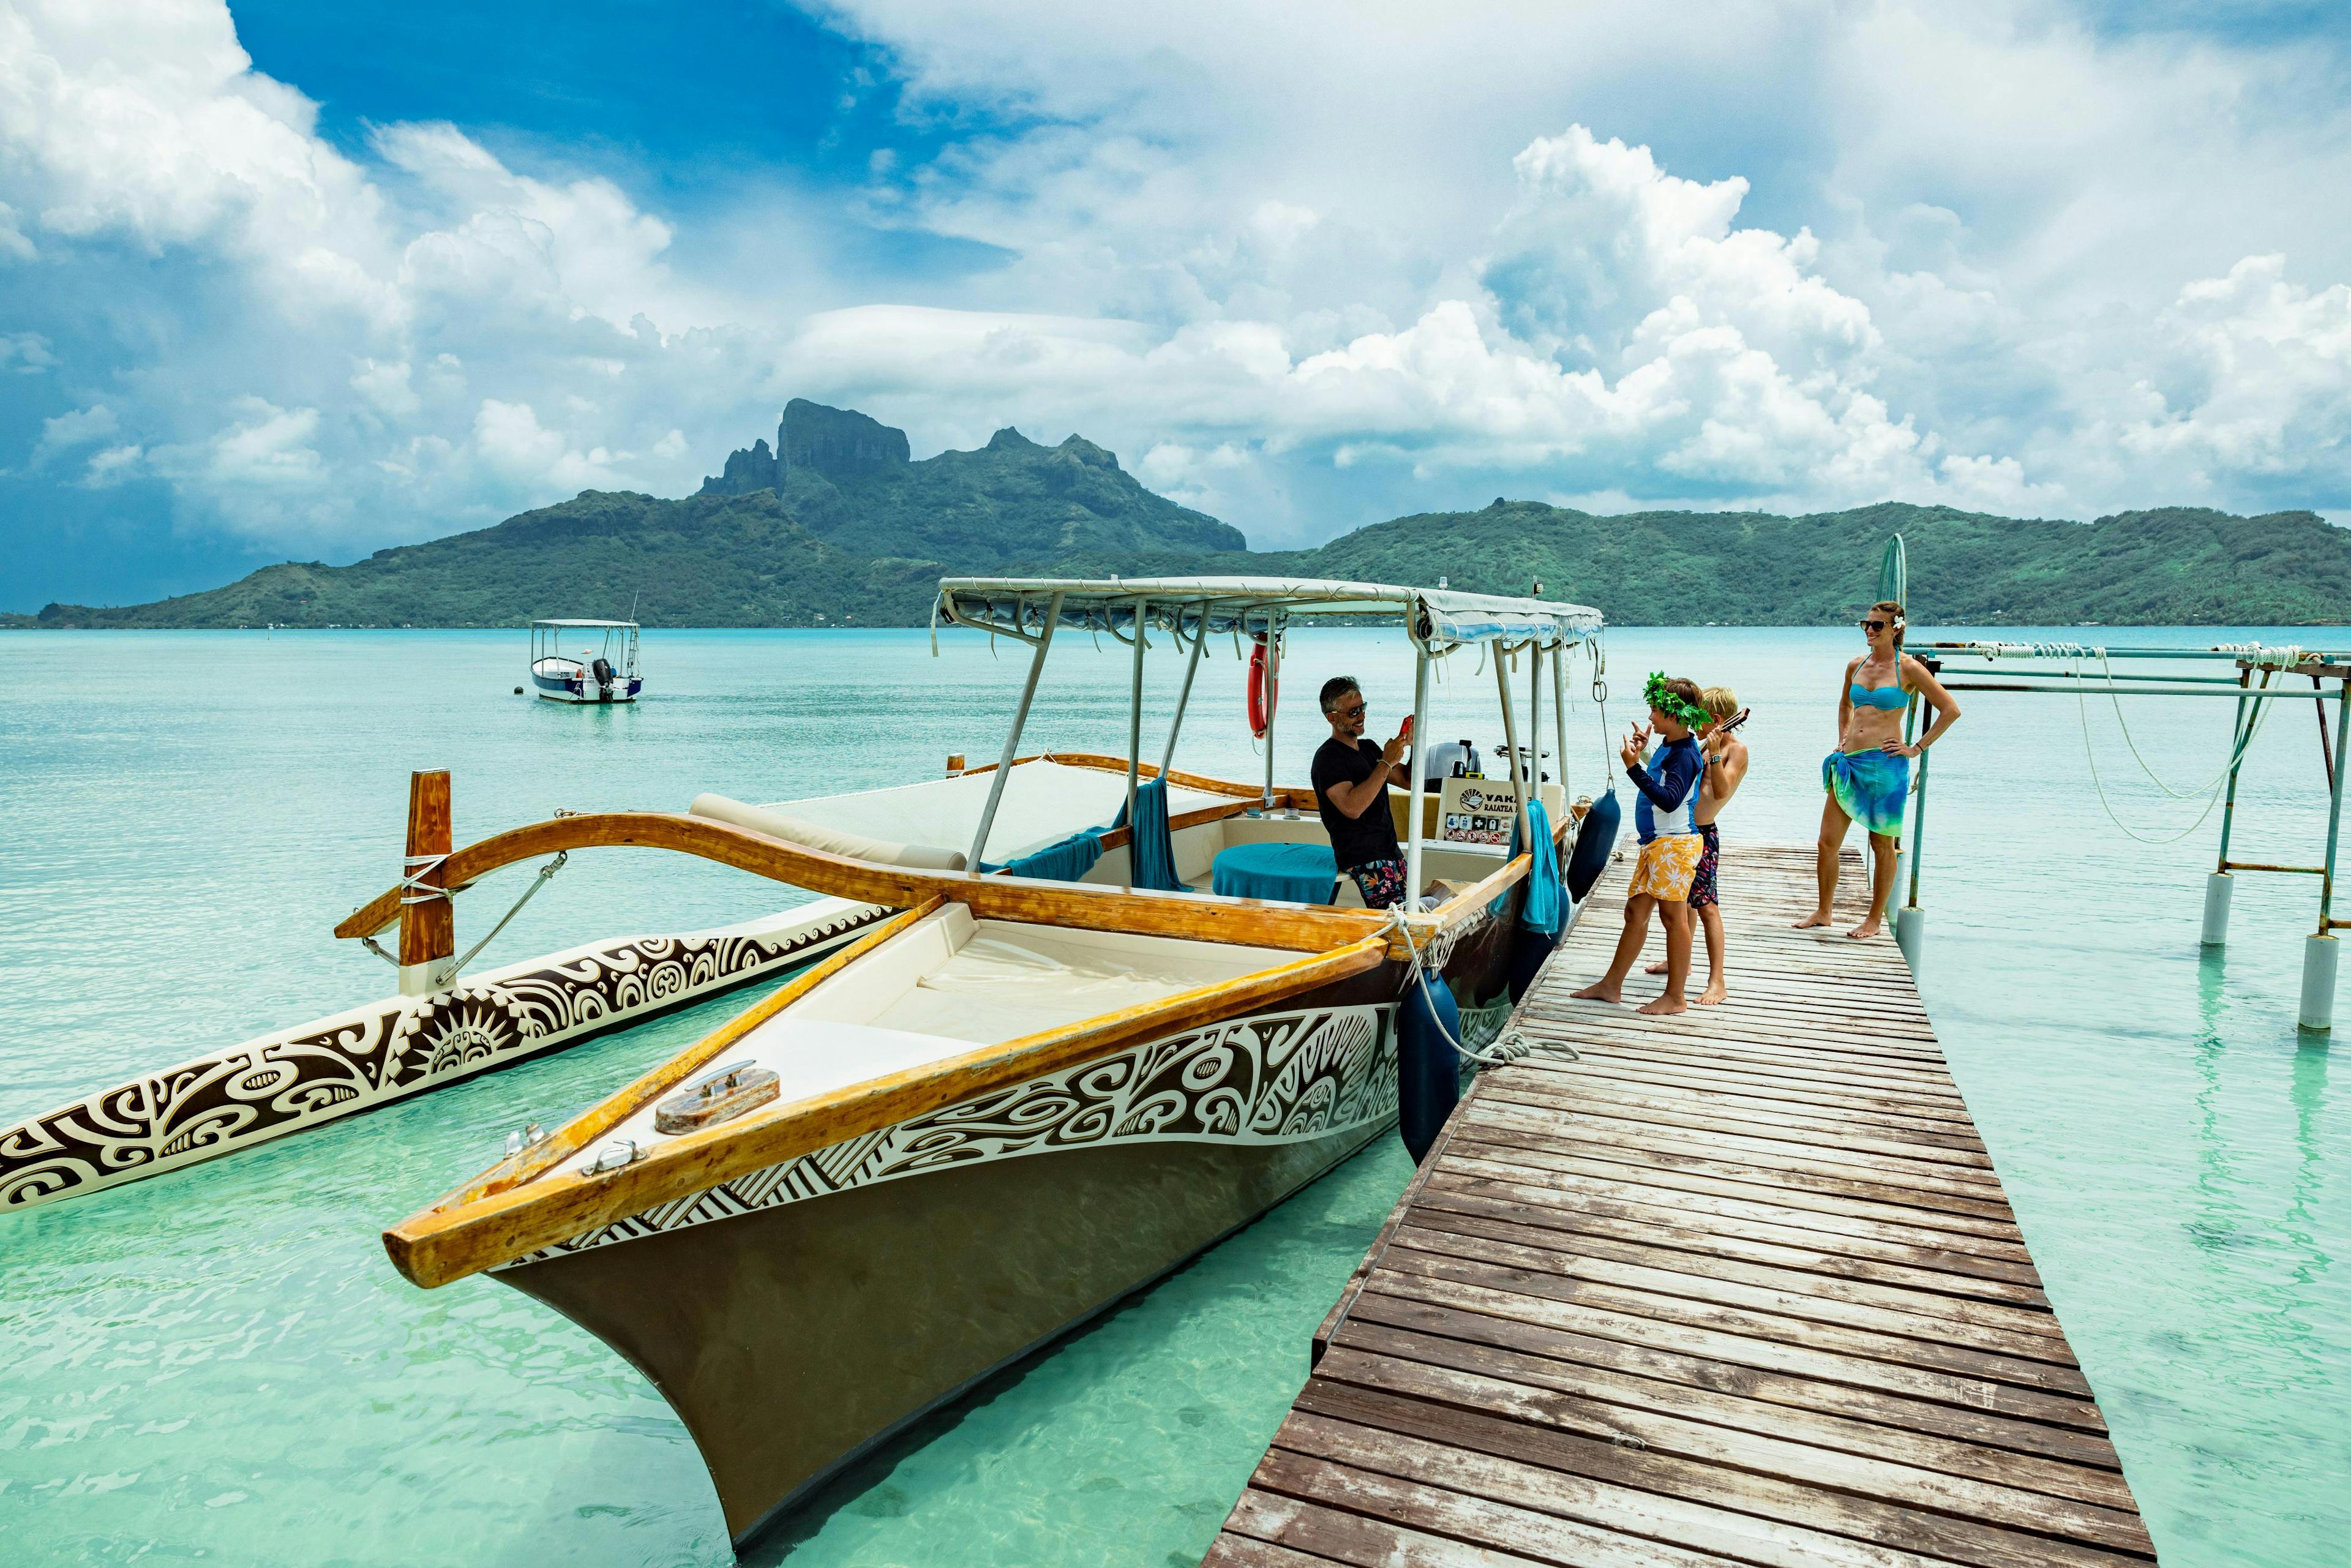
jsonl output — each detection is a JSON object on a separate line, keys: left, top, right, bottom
{"left": 765, "top": 760, "right": 1236, "bottom": 864}
{"left": 689, "top": 793, "right": 969, "bottom": 872}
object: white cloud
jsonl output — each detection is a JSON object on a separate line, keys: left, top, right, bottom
{"left": 80, "top": 443, "right": 144, "bottom": 487}
{"left": 32, "top": 402, "right": 118, "bottom": 467}
{"left": 1, "top": 330, "right": 57, "bottom": 373}
{"left": 4, "top": 0, "right": 2351, "bottom": 574}
{"left": 0, "top": 198, "right": 32, "bottom": 259}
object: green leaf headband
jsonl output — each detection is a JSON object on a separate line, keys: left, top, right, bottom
{"left": 1643, "top": 672, "right": 1712, "bottom": 730}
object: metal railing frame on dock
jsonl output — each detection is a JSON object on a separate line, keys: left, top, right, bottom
{"left": 1892, "top": 593, "right": 2351, "bottom": 1029}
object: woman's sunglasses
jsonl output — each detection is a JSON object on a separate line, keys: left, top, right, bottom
{"left": 1859, "top": 618, "right": 1889, "bottom": 632}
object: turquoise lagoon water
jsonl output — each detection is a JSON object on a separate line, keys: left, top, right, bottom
{"left": 1, "top": 626, "right": 2344, "bottom": 1566}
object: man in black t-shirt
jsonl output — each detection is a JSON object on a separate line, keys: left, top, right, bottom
{"left": 1310, "top": 676, "right": 1414, "bottom": 908}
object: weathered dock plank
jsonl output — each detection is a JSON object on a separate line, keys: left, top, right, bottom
{"left": 1207, "top": 841, "right": 2154, "bottom": 1567}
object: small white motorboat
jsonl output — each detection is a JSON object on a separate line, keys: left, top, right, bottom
{"left": 530, "top": 619, "right": 643, "bottom": 703}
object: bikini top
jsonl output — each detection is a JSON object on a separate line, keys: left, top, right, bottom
{"left": 1849, "top": 680, "right": 1909, "bottom": 710}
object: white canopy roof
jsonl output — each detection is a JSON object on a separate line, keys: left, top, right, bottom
{"left": 530, "top": 618, "right": 638, "bottom": 629}
{"left": 935, "top": 576, "right": 1602, "bottom": 648}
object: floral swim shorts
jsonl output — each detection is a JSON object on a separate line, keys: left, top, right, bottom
{"left": 1689, "top": 823, "right": 1722, "bottom": 909}
{"left": 1348, "top": 857, "right": 1408, "bottom": 910}
{"left": 1629, "top": 833, "right": 1704, "bottom": 902}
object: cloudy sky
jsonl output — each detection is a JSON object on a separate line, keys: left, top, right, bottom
{"left": 5, "top": 0, "right": 2350, "bottom": 609}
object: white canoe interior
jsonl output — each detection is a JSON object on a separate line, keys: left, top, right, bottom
{"left": 562, "top": 904, "right": 1295, "bottom": 1176}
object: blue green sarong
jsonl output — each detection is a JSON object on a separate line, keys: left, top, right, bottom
{"left": 1823, "top": 748, "right": 1909, "bottom": 838}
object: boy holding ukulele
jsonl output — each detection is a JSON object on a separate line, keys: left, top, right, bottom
{"left": 1647, "top": 686, "right": 1750, "bottom": 1003}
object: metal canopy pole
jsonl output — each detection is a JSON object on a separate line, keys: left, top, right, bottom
{"left": 1494, "top": 642, "right": 1533, "bottom": 849}
{"left": 1405, "top": 643, "right": 1431, "bottom": 898}
{"left": 2302, "top": 678, "right": 2349, "bottom": 1030}
{"left": 1262, "top": 620, "right": 1281, "bottom": 811}
{"left": 1529, "top": 640, "right": 1545, "bottom": 814}
{"left": 967, "top": 591, "right": 1064, "bottom": 869}
{"left": 1125, "top": 596, "right": 1149, "bottom": 835}
{"left": 1552, "top": 638, "right": 1570, "bottom": 808}
{"left": 1158, "top": 608, "right": 1209, "bottom": 776}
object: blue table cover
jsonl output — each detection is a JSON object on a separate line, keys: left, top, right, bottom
{"left": 1212, "top": 841, "right": 1338, "bottom": 904}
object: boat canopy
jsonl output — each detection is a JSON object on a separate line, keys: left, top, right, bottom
{"left": 530, "top": 618, "right": 640, "bottom": 629}
{"left": 935, "top": 577, "right": 1602, "bottom": 650}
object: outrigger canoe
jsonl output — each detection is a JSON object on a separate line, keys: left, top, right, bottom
{"left": 381, "top": 576, "right": 1605, "bottom": 1547}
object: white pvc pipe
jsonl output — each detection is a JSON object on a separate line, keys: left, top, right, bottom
{"left": 2301, "top": 934, "right": 2338, "bottom": 1031}
{"left": 1406, "top": 644, "right": 1431, "bottom": 898}
{"left": 1158, "top": 610, "right": 1208, "bottom": 776}
{"left": 2201, "top": 872, "right": 2234, "bottom": 948}
{"left": 967, "top": 591, "right": 1064, "bottom": 868}
{"left": 1894, "top": 905, "right": 1925, "bottom": 975}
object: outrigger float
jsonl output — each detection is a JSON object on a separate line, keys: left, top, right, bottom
{"left": 357, "top": 576, "right": 1603, "bottom": 1547}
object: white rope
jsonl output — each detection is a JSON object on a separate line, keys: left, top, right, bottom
{"left": 2072, "top": 671, "right": 2276, "bottom": 845}
{"left": 2082, "top": 652, "right": 2281, "bottom": 799}
{"left": 1385, "top": 909, "right": 1577, "bottom": 1068}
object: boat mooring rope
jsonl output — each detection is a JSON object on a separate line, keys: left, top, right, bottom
{"left": 1384, "top": 908, "right": 1577, "bottom": 1069}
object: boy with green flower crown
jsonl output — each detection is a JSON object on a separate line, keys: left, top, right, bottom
{"left": 1572, "top": 673, "right": 1709, "bottom": 1016}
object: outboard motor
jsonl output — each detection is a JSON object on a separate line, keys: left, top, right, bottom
{"left": 1422, "top": 737, "right": 1482, "bottom": 787}
{"left": 591, "top": 655, "right": 615, "bottom": 700}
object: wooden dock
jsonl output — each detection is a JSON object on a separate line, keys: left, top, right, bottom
{"left": 1205, "top": 842, "right": 2156, "bottom": 1568}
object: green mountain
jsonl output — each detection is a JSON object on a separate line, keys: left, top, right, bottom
{"left": 701, "top": 397, "right": 1244, "bottom": 563}
{"left": 12, "top": 402, "right": 2347, "bottom": 629}
{"left": 1273, "top": 499, "right": 2351, "bottom": 626}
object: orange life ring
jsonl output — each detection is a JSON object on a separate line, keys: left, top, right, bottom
{"left": 1248, "top": 634, "right": 1280, "bottom": 738}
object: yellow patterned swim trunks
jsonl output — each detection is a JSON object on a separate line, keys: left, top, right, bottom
{"left": 1629, "top": 834, "right": 1704, "bottom": 901}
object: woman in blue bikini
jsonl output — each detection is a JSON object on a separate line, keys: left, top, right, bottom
{"left": 1795, "top": 599, "right": 1961, "bottom": 939}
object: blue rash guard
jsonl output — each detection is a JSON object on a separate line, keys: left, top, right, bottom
{"left": 1628, "top": 735, "right": 1703, "bottom": 844}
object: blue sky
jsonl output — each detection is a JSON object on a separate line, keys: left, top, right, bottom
{"left": 6, "top": 0, "right": 2351, "bottom": 610}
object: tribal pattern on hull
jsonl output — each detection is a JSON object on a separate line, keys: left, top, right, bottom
{"left": 504, "top": 1003, "right": 1399, "bottom": 1265}
{"left": 0, "top": 909, "right": 886, "bottom": 1210}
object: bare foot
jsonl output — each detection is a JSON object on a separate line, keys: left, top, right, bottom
{"left": 1847, "top": 915, "right": 1883, "bottom": 940}
{"left": 1697, "top": 980, "right": 1728, "bottom": 1005}
{"left": 1644, "top": 959, "right": 1668, "bottom": 975}
{"left": 1638, "top": 994, "right": 1689, "bottom": 1016}
{"left": 1793, "top": 910, "right": 1834, "bottom": 929}
{"left": 1570, "top": 980, "right": 1623, "bottom": 1003}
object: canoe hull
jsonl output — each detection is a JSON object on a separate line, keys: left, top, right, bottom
{"left": 490, "top": 958, "right": 1423, "bottom": 1544}
{"left": 504, "top": 1122, "right": 1381, "bottom": 1544}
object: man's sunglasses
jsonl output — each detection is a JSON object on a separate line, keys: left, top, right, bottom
{"left": 1331, "top": 702, "right": 1367, "bottom": 719}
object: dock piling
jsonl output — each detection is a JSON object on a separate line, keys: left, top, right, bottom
{"left": 1894, "top": 904, "right": 1925, "bottom": 972}
{"left": 2201, "top": 872, "right": 2235, "bottom": 947}
{"left": 2301, "top": 936, "right": 2338, "bottom": 1032}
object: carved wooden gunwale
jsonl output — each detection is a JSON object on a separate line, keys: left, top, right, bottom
{"left": 336, "top": 758, "right": 1562, "bottom": 968}
{"left": 383, "top": 931, "right": 1394, "bottom": 1289}
{"left": 336, "top": 811, "right": 1395, "bottom": 952}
